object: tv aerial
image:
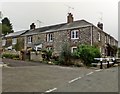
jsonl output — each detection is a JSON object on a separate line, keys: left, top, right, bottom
{"left": 64, "top": 4, "right": 74, "bottom": 14}
{"left": 36, "top": 20, "right": 44, "bottom": 28}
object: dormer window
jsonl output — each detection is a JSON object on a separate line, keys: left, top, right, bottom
{"left": 47, "top": 33, "right": 53, "bottom": 42}
{"left": 71, "top": 30, "right": 79, "bottom": 39}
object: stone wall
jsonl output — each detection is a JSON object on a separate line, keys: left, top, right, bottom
{"left": 30, "top": 51, "right": 43, "bottom": 62}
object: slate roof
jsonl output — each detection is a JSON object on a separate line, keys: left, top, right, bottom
{"left": 5, "top": 30, "right": 28, "bottom": 38}
{"left": 22, "top": 19, "right": 92, "bottom": 36}
{"left": 22, "top": 23, "right": 66, "bottom": 36}
{"left": 5, "top": 19, "right": 92, "bottom": 37}
{"left": 5, "top": 19, "right": 117, "bottom": 41}
{"left": 57, "top": 19, "right": 92, "bottom": 31}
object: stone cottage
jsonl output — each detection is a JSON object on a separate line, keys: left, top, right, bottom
{"left": 3, "top": 30, "right": 28, "bottom": 51}
{"left": 22, "top": 13, "right": 118, "bottom": 57}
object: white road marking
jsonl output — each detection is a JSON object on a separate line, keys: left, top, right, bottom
{"left": 95, "top": 69, "right": 102, "bottom": 72}
{"left": 68, "top": 76, "right": 82, "bottom": 83}
{"left": 45, "top": 88, "right": 57, "bottom": 93}
{"left": 86, "top": 72, "right": 94, "bottom": 76}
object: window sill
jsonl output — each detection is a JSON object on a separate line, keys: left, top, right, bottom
{"left": 12, "top": 43, "right": 17, "bottom": 45}
{"left": 71, "top": 38, "right": 79, "bottom": 40}
{"left": 28, "top": 42, "right": 32, "bottom": 44}
{"left": 47, "top": 41, "right": 53, "bottom": 42}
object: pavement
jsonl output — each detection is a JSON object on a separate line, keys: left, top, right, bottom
{"left": 2, "top": 59, "right": 119, "bottom": 93}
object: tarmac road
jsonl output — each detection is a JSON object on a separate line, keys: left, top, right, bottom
{"left": 2, "top": 59, "right": 119, "bottom": 93}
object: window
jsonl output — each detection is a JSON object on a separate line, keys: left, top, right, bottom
{"left": 27, "top": 36, "right": 32, "bottom": 44}
{"left": 98, "top": 32, "right": 101, "bottom": 41}
{"left": 2, "top": 39, "right": 6, "bottom": 46}
{"left": 71, "top": 30, "right": 79, "bottom": 39}
{"left": 105, "top": 35, "right": 107, "bottom": 43}
{"left": 12, "top": 38, "right": 17, "bottom": 45}
{"left": 71, "top": 47, "right": 77, "bottom": 53}
{"left": 47, "top": 33, "right": 53, "bottom": 42}
{"left": 109, "top": 37, "right": 111, "bottom": 44}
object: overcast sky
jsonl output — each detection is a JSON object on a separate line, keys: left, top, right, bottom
{"left": 0, "top": 0, "right": 119, "bottom": 40}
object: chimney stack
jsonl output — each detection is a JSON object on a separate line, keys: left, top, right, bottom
{"left": 67, "top": 13, "right": 74, "bottom": 23}
{"left": 30, "top": 23, "right": 36, "bottom": 30}
{"left": 97, "top": 22, "right": 103, "bottom": 30}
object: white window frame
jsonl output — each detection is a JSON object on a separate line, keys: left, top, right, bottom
{"left": 12, "top": 38, "right": 17, "bottom": 45}
{"left": 109, "top": 37, "right": 111, "bottom": 44}
{"left": 71, "top": 47, "right": 77, "bottom": 53}
{"left": 47, "top": 33, "right": 53, "bottom": 42}
{"left": 2, "top": 39, "right": 6, "bottom": 46}
{"left": 105, "top": 35, "right": 107, "bottom": 43}
{"left": 98, "top": 32, "right": 101, "bottom": 41}
{"left": 27, "top": 36, "right": 32, "bottom": 44}
{"left": 71, "top": 30, "right": 79, "bottom": 39}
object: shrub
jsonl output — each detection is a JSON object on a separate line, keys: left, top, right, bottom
{"left": 53, "top": 60, "right": 60, "bottom": 65}
{"left": 2, "top": 53, "right": 19, "bottom": 59}
{"left": 13, "top": 38, "right": 24, "bottom": 51}
{"left": 59, "top": 43, "right": 72, "bottom": 65}
{"left": 72, "top": 44, "right": 101, "bottom": 66}
{"left": 42, "top": 50, "right": 53, "bottom": 61}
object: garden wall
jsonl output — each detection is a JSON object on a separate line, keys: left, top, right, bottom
{"left": 30, "top": 51, "right": 43, "bottom": 62}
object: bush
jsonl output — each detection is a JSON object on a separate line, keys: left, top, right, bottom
{"left": 72, "top": 44, "right": 101, "bottom": 66}
{"left": 59, "top": 43, "right": 72, "bottom": 65}
{"left": 2, "top": 53, "right": 19, "bottom": 59}
{"left": 42, "top": 50, "right": 53, "bottom": 61}
{"left": 53, "top": 60, "right": 60, "bottom": 65}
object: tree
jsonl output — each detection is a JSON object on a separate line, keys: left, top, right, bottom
{"left": 2, "top": 17, "right": 14, "bottom": 35}
{"left": 13, "top": 38, "right": 24, "bottom": 51}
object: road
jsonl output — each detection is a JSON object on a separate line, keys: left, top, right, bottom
{"left": 2, "top": 59, "right": 119, "bottom": 93}
{"left": 55, "top": 67, "right": 118, "bottom": 92}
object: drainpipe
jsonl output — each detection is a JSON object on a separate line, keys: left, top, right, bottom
{"left": 90, "top": 26, "right": 93, "bottom": 46}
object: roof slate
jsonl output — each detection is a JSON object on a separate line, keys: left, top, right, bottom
{"left": 22, "top": 19, "right": 92, "bottom": 36}
{"left": 5, "top": 30, "right": 28, "bottom": 38}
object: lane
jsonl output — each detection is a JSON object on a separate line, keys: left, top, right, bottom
{"left": 2, "top": 64, "right": 94, "bottom": 92}
{"left": 3, "top": 59, "right": 118, "bottom": 92}
{"left": 55, "top": 67, "right": 118, "bottom": 92}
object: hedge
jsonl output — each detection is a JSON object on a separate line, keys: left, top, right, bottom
{"left": 2, "top": 53, "right": 19, "bottom": 59}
